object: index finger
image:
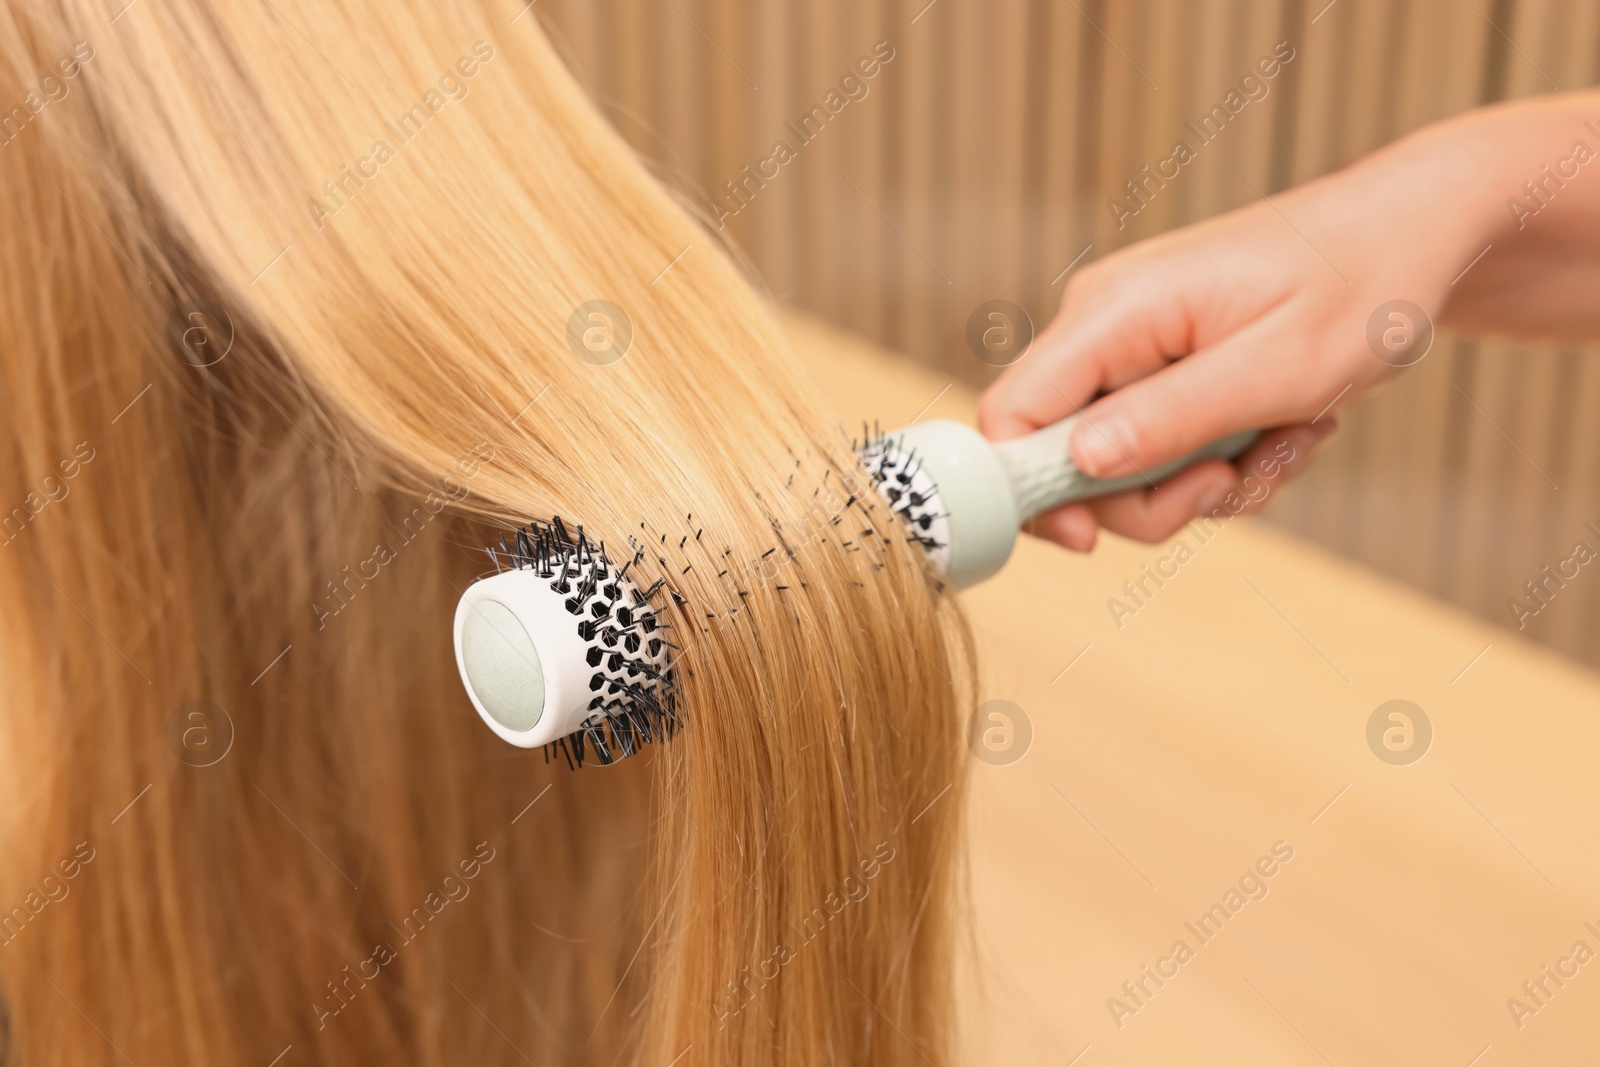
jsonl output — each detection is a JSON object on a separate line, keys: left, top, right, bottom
{"left": 976, "top": 273, "right": 1196, "bottom": 442}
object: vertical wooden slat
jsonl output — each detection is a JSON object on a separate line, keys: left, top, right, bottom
{"left": 1425, "top": 341, "right": 1480, "bottom": 600}
{"left": 1502, "top": 0, "right": 1560, "bottom": 100}
{"left": 1014, "top": 0, "right": 1054, "bottom": 331}
{"left": 1134, "top": 0, "right": 1195, "bottom": 237}
{"left": 1505, "top": 347, "right": 1566, "bottom": 605}
{"left": 1286, "top": 0, "right": 1343, "bottom": 183}
{"left": 749, "top": 3, "right": 800, "bottom": 303}
{"left": 1035, "top": 0, "right": 1087, "bottom": 336}
{"left": 1454, "top": 348, "right": 1526, "bottom": 617}
{"left": 1181, "top": 0, "right": 1232, "bottom": 223}
{"left": 895, "top": 0, "right": 949, "bottom": 366}
{"left": 1067, "top": 0, "right": 1105, "bottom": 315}
{"left": 986, "top": 1, "right": 1032, "bottom": 323}
{"left": 703, "top": 1, "right": 753, "bottom": 252}
{"left": 1267, "top": 0, "right": 1307, "bottom": 193}
{"left": 1234, "top": 0, "right": 1288, "bottom": 200}
{"left": 1575, "top": 0, "right": 1600, "bottom": 83}
{"left": 947, "top": 0, "right": 996, "bottom": 369}
{"left": 800, "top": 1, "right": 843, "bottom": 323}
{"left": 838, "top": 0, "right": 890, "bottom": 340}
{"left": 872, "top": 0, "right": 910, "bottom": 349}
{"left": 1091, "top": 0, "right": 1146, "bottom": 255}
{"left": 1553, "top": 353, "right": 1600, "bottom": 654}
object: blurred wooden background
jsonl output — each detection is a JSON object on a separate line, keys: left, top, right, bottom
{"left": 535, "top": 0, "right": 1600, "bottom": 668}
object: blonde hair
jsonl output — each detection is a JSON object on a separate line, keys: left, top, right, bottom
{"left": 0, "top": 1, "right": 972, "bottom": 1063}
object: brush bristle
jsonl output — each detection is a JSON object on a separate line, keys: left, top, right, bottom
{"left": 855, "top": 422, "right": 947, "bottom": 558}
{"left": 488, "top": 517, "right": 678, "bottom": 768}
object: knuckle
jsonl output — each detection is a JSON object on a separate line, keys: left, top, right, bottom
{"left": 1063, "top": 262, "right": 1108, "bottom": 302}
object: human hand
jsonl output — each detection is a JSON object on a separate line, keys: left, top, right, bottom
{"left": 977, "top": 96, "right": 1594, "bottom": 552}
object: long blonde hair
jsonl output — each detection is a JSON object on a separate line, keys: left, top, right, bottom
{"left": 0, "top": 1, "right": 972, "bottom": 1063}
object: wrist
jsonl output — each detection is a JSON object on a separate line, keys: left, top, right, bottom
{"left": 1396, "top": 92, "right": 1600, "bottom": 249}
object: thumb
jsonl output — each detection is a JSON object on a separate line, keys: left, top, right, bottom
{"left": 978, "top": 270, "right": 1199, "bottom": 443}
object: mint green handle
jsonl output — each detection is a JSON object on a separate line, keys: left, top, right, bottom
{"left": 994, "top": 418, "right": 1260, "bottom": 522}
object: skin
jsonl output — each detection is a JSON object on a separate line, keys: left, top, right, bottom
{"left": 980, "top": 91, "right": 1600, "bottom": 552}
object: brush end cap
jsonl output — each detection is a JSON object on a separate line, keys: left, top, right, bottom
{"left": 457, "top": 598, "right": 546, "bottom": 737}
{"left": 455, "top": 570, "right": 579, "bottom": 748}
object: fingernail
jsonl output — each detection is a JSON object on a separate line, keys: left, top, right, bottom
{"left": 1062, "top": 510, "right": 1098, "bottom": 552}
{"left": 1286, "top": 421, "right": 1337, "bottom": 461}
{"left": 1195, "top": 481, "right": 1233, "bottom": 519}
{"left": 1072, "top": 415, "right": 1134, "bottom": 477}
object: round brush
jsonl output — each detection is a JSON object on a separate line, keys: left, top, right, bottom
{"left": 453, "top": 420, "right": 1254, "bottom": 759}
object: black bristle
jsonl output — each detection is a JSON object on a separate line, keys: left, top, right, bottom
{"left": 492, "top": 515, "right": 683, "bottom": 771}
{"left": 856, "top": 429, "right": 946, "bottom": 557}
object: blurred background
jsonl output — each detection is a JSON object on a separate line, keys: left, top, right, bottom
{"left": 534, "top": 0, "right": 1600, "bottom": 668}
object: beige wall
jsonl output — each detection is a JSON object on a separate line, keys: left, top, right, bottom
{"left": 538, "top": 0, "right": 1600, "bottom": 666}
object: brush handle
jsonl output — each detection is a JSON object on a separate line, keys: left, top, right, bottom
{"left": 994, "top": 417, "right": 1260, "bottom": 523}
{"left": 869, "top": 418, "right": 1261, "bottom": 589}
